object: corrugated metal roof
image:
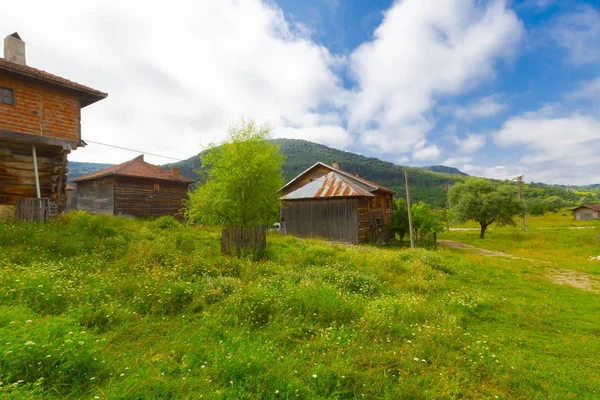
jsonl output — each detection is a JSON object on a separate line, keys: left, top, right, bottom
{"left": 572, "top": 204, "right": 600, "bottom": 212}
{"left": 280, "top": 171, "right": 375, "bottom": 200}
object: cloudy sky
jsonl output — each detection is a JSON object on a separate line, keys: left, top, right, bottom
{"left": 2, "top": 0, "right": 599, "bottom": 184}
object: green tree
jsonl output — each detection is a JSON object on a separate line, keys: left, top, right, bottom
{"left": 391, "top": 198, "right": 409, "bottom": 243}
{"left": 186, "top": 119, "right": 284, "bottom": 227}
{"left": 449, "top": 178, "right": 522, "bottom": 239}
{"left": 411, "top": 201, "right": 445, "bottom": 244}
{"left": 543, "top": 196, "right": 565, "bottom": 212}
{"left": 529, "top": 202, "right": 545, "bottom": 216}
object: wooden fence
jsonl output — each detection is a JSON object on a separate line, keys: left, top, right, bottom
{"left": 14, "top": 198, "right": 57, "bottom": 222}
{"left": 221, "top": 225, "right": 267, "bottom": 256}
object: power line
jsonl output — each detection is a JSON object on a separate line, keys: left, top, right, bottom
{"left": 84, "top": 140, "right": 185, "bottom": 161}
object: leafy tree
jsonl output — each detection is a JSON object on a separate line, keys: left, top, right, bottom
{"left": 529, "top": 202, "right": 545, "bottom": 216}
{"left": 185, "top": 119, "right": 284, "bottom": 227}
{"left": 449, "top": 178, "right": 522, "bottom": 239}
{"left": 543, "top": 196, "right": 565, "bottom": 212}
{"left": 391, "top": 198, "right": 410, "bottom": 243}
{"left": 411, "top": 202, "right": 445, "bottom": 243}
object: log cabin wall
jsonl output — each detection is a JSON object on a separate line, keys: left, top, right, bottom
{"left": 0, "top": 140, "right": 67, "bottom": 207}
{"left": 114, "top": 177, "right": 189, "bottom": 217}
{"left": 76, "top": 177, "right": 115, "bottom": 215}
{"left": 0, "top": 71, "right": 81, "bottom": 142}
{"left": 281, "top": 198, "right": 359, "bottom": 244}
{"left": 357, "top": 191, "right": 394, "bottom": 243}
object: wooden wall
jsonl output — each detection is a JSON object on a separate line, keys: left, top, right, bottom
{"left": 76, "top": 177, "right": 115, "bottom": 215}
{"left": 574, "top": 208, "right": 600, "bottom": 220}
{"left": 114, "top": 177, "right": 189, "bottom": 217}
{"left": 357, "top": 191, "right": 394, "bottom": 243}
{"left": 0, "top": 140, "right": 67, "bottom": 208}
{"left": 280, "top": 198, "right": 359, "bottom": 244}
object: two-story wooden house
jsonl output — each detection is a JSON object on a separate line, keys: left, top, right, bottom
{"left": 0, "top": 32, "right": 106, "bottom": 218}
{"left": 279, "top": 161, "right": 395, "bottom": 244}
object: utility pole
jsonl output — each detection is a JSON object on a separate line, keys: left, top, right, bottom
{"left": 405, "top": 169, "right": 415, "bottom": 249}
{"left": 513, "top": 175, "right": 528, "bottom": 232}
{"left": 443, "top": 184, "right": 452, "bottom": 231}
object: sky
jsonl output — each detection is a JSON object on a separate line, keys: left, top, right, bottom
{"left": 2, "top": 0, "right": 600, "bottom": 184}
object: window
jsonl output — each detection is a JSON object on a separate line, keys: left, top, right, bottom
{"left": 153, "top": 183, "right": 160, "bottom": 193}
{"left": 385, "top": 199, "right": 391, "bottom": 209}
{"left": 0, "top": 87, "right": 13, "bottom": 105}
{"left": 371, "top": 197, "right": 378, "bottom": 208}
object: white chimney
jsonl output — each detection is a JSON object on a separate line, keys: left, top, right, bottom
{"left": 4, "top": 32, "right": 26, "bottom": 65}
{"left": 332, "top": 160, "right": 339, "bottom": 169}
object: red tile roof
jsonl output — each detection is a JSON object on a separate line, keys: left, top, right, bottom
{"left": 0, "top": 57, "right": 107, "bottom": 107}
{"left": 71, "top": 155, "right": 193, "bottom": 184}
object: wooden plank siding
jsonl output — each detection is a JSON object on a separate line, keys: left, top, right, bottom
{"left": 114, "top": 177, "right": 188, "bottom": 217}
{"left": 0, "top": 140, "right": 67, "bottom": 207}
{"left": 281, "top": 198, "right": 359, "bottom": 244}
{"left": 76, "top": 177, "right": 115, "bottom": 215}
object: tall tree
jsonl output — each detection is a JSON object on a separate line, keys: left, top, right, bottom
{"left": 410, "top": 201, "right": 445, "bottom": 243}
{"left": 449, "top": 178, "right": 522, "bottom": 239}
{"left": 391, "top": 198, "right": 410, "bottom": 243}
{"left": 185, "top": 119, "right": 284, "bottom": 227}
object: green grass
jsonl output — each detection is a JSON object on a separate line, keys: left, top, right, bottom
{"left": 0, "top": 212, "right": 599, "bottom": 398}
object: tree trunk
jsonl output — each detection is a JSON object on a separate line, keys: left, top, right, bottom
{"left": 479, "top": 224, "right": 487, "bottom": 239}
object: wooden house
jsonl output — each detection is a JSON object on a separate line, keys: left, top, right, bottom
{"left": 572, "top": 204, "right": 600, "bottom": 220}
{"left": 279, "top": 161, "right": 395, "bottom": 244}
{"left": 0, "top": 32, "right": 107, "bottom": 218}
{"left": 72, "top": 155, "right": 193, "bottom": 217}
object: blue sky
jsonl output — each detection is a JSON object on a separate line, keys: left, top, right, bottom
{"left": 2, "top": 0, "right": 599, "bottom": 184}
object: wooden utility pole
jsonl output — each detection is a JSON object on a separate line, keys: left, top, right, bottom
{"left": 513, "top": 175, "right": 528, "bottom": 232}
{"left": 405, "top": 169, "right": 415, "bottom": 249}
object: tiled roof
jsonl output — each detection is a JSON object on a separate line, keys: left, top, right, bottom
{"left": 280, "top": 170, "right": 375, "bottom": 200}
{"left": 0, "top": 57, "right": 107, "bottom": 106}
{"left": 71, "top": 155, "right": 193, "bottom": 184}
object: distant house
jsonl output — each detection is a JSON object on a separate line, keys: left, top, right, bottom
{"left": 279, "top": 161, "right": 395, "bottom": 244}
{"left": 572, "top": 204, "right": 600, "bottom": 220}
{"left": 65, "top": 184, "right": 75, "bottom": 211}
{"left": 0, "top": 32, "right": 106, "bottom": 217}
{"left": 72, "top": 155, "right": 193, "bottom": 217}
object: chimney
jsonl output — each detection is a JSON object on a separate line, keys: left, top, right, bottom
{"left": 332, "top": 160, "right": 339, "bottom": 169}
{"left": 4, "top": 32, "right": 26, "bottom": 65}
{"left": 170, "top": 167, "right": 180, "bottom": 177}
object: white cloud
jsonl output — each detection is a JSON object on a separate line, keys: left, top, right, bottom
{"left": 454, "top": 95, "right": 507, "bottom": 120}
{"left": 455, "top": 134, "right": 487, "bottom": 153}
{"left": 568, "top": 76, "right": 600, "bottom": 100}
{"left": 412, "top": 145, "right": 441, "bottom": 161}
{"left": 460, "top": 164, "right": 521, "bottom": 180}
{"left": 348, "top": 0, "right": 523, "bottom": 154}
{"left": 1, "top": 0, "right": 347, "bottom": 164}
{"left": 551, "top": 6, "right": 600, "bottom": 65}
{"left": 491, "top": 107, "right": 600, "bottom": 184}
{"left": 443, "top": 156, "right": 472, "bottom": 166}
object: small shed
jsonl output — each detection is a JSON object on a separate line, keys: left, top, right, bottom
{"left": 572, "top": 204, "right": 600, "bottom": 220}
{"left": 72, "top": 155, "right": 193, "bottom": 217}
{"left": 64, "top": 184, "right": 75, "bottom": 211}
{"left": 279, "top": 161, "right": 395, "bottom": 244}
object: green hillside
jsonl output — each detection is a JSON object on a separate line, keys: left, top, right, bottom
{"left": 165, "top": 138, "right": 466, "bottom": 205}
{"left": 69, "top": 139, "right": 597, "bottom": 207}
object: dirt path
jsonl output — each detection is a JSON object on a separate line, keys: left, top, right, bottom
{"left": 438, "top": 240, "right": 600, "bottom": 294}
{"left": 437, "top": 239, "right": 521, "bottom": 259}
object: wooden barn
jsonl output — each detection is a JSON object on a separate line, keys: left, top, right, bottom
{"left": 0, "top": 32, "right": 107, "bottom": 219}
{"left": 72, "top": 155, "right": 193, "bottom": 217}
{"left": 279, "top": 161, "right": 395, "bottom": 244}
{"left": 572, "top": 204, "right": 600, "bottom": 220}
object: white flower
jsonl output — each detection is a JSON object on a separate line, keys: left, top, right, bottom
{"left": 24, "top": 341, "right": 35, "bottom": 346}
{"left": 312, "top": 374, "right": 317, "bottom": 378}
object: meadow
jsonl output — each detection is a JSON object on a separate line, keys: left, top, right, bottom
{"left": 0, "top": 212, "right": 599, "bottom": 399}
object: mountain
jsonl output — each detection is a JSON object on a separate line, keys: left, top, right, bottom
{"left": 67, "top": 138, "right": 598, "bottom": 207}
{"left": 422, "top": 165, "right": 468, "bottom": 176}
{"left": 164, "top": 138, "right": 467, "bottom": 206}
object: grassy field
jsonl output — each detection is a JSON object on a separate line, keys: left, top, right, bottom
{"left": 0, "top": 213, "right": 599, "bottom": 399}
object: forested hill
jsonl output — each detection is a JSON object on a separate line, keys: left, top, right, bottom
{"left": 164, "top": 138, "right": 467, "bottom": 205}
{"left": 69, "top": 138, "right": 598, "bottom": 206}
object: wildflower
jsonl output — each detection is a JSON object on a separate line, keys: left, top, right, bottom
{"left": 312, "top": 374, "right": 317, "bottom": 378}
{"left": 25, "top": 320, "right": 32, "bottom": 324}
{"left": 25, "top": 341, "right": 35, "bottom": 346}
{"left": 413, "top": 358, "right": 419, "bottom": 361}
